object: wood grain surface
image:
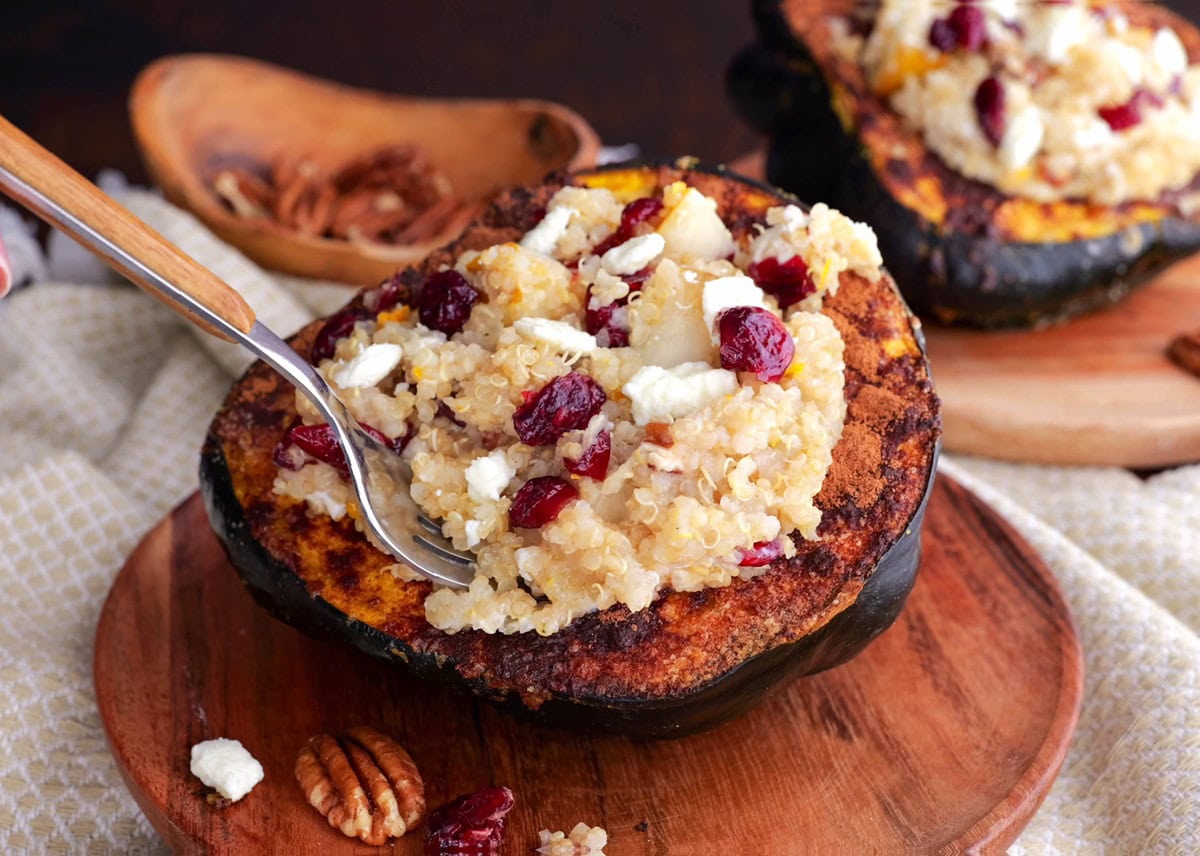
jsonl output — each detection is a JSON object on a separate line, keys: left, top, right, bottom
{"left": 923, "top": 253, "right": 1200, "bottom": 468}
{"left": 94, "top": 476, "right": 1082, "bottom": 854}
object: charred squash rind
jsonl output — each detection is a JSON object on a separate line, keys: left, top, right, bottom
{"left": 199, "top": 160, "right": 941, "bottom": 737}
{"left": 743, "top": 0, "right": 1200, "bottom": 327}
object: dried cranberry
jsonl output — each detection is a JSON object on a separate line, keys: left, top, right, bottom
{"left": 620, "top": 197, "right": 664, "bottom": 233}
{"left": 424, "top": 786, "right": 514, "bottom": 856}
{"left": 585, "top": 298, "right": 627, "bottom": 347}
{"left": 717, "top": 306, "right": 795, "bottom": 383}
{"left": 509, "top": 477, "right": 579, "bottom": 528}
{"left": 929, "top": 4, "right": 986, "bottom": 52}
{"left": 592, "top": 197, "right": 664, "bottom": 256}
{"left": 564, "top": 429, "right": 611, "bottom": 480}
{"left": 748, "top": 255, "right": 815, "bottom": 307}
{"left": 952, "top": 6, "right": 987, "bottom": 50}
{"left": 418, "top": 269, "right": 482, "bottom": 335}
{"left": 309, "top": 306, "right": 372, "bottom": 365}
{"left": 585, "top": 267, "right": 649, "bottom": 347}
{"left": 274, "top": 420, "right": 408, "bottom": 475}
{"left": 513, "top": 372, "right": 607, "bottom": 446}
{"left": 928, "top": 17, "right": 958, "bottom": 52}
{"left": 737, "top": 538, "right": 784, "bottom": 567}
{"left": 272, "top": 418, "right": 308, "bottom": 470}
{"left": 974, "top": 75, "right": 1006, "bottom": 147}
{"left": 363, "top": 274, "right": 407, "bottom": 313}
{"left": 1098, "top": 89, "right": 1164, "bottom": 131}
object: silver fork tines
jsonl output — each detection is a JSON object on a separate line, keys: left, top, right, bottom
{"left": 248, "top": 322, "right": 476, "bottom": 589}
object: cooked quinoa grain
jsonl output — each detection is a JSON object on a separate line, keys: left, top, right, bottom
{"left": 274, "top": 182, "right": 881, "bottom": 635}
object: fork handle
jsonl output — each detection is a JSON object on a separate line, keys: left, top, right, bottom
{"left": 0, "top": 113, "right": 256, "bottom": 341}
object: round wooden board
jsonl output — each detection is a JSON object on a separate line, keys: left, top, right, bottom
{"left": 94, "top": 475, "right": 1082, "bottom": 855}
{"left": 726, "top": 150, "right": 1200, "bottom": 468}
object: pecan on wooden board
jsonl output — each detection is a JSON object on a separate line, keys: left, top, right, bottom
{"left": 294, "top": 726, "right": 425, "bottom": 846}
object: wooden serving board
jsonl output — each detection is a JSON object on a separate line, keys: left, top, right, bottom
{"left": 727, "top": 150, "right": 1200, "bottom": 468}
{"left": 94, "top": 476, "right": 1082, "bottom": 855}
{"left": 922, "top": 256, "right": 1200, "bottom": 468}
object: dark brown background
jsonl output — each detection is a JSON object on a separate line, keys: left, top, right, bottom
{"left": 2, "top": 1, "right": 1198, "bottom": 181}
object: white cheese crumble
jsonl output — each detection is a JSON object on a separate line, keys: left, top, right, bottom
{"left": 189, "top": 738, "right": 264, "bottom": 802}
{"left": 1027, "top": 4, "right": 1086, "bottom": 65}
{"left": 465, "top": 450, "right": 516, "bottom": 503}
{"left": 520, "top": 205, "right": 574, "bottom": 256}
{"left": 1153, "top": 27, "right": 1189, "bottom": 79}
{"left": 513, "top": 317, "right": 598, "bottom": 354}
{"left": 600, "top": 232, "right": 665, "bottom": 275}
{"left": 307, "top": 489, "right": 347, "bottom": 520}
{"left": 622, "top": 361, "right": 739, "bottom": 425}
{"left": 999, "top": 105, "right": 1045, "bottom": 171}
{"left": 464, "top": 519, "right": 484, "bottom": 548}
{"left": 331, "top": 343, "right": 403, "bottom": 389}
{"left": 701, "top": 275, "right": 766, "bottom": 342}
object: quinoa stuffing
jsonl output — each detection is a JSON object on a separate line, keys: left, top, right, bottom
{"left": 834, "top": 0, "right": 1200, "bottom": 205}
{"left": 273, "top": 180, "right": 882, "bottom": 635}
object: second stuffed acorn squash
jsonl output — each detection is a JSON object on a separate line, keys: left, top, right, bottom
{"left": 734, "top": 0, "right": 1200, "bottom": 327}
{"left": 200, "top": 161, "right": 941, "bottom": 738}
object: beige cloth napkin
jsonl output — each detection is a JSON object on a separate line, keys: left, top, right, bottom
{"left": 0, "top": 192, "right": 1197, "bottom": 854}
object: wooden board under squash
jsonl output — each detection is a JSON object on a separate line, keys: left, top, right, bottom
{"left": 922, "top": 254, "right": 1200, "bottom": 468}
{"left": 94, "top": 476, "right": 1082, "bottom": 855}
{"left": 727, "top": 150, "right": 1200, "bottom": 468}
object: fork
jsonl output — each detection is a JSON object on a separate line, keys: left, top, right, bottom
{"left": 0, "top": 115, "right": 475, "bottom": 589}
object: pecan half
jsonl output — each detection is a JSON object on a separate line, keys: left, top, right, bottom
{"left": 294, "top": 726, "right": 425, "bottom": 845}
{"left": 211, "top": 169, "right": 274, "bottom": 219}
{"left": 1168, "top": 330, "right": 1200, "bottom": 378}
{"left": 272, "top": 156, "right": 337, "bottom": 236}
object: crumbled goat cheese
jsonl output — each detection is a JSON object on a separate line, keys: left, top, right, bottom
{"left": 331, "top": 343, "right": 403, "bottom": 389}
{"left": 600, "top": 232, "right": 665, "bottom": 276}
{"left": 1027, "top": 4, "right": 1086, "bottom": 64}
{"left": 189, "top": 738, "right": 264, "bottom": 802}
{"left": 520, "top": 206, "right": 575, "bottom": 256}
{"left": 465, "top": 450, "right": 516, "bottom": 503}
{"left": 1153, "top": 27, "right": 1189, "bottom": 79}
{"left": 622, "top": 361, "right": 739, "bottom": 424}
{"left": 999, "top": 105, "right": 1045, "bottom": 171}
{"left": 513, "top": 317, "right": 598, "bottom": 354}
{"left": 307, "top": 489, "right": 347, "bottom": 520}
{"left": 701, "top": 275, "right": 766, "bottom": 342}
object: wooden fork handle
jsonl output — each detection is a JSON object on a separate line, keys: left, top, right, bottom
{"left": 0, "top": 113, "right": 256, "bottom": 341}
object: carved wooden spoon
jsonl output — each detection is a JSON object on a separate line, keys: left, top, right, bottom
{"left": 130, "top": 54, "right": 601, "bottom": 284}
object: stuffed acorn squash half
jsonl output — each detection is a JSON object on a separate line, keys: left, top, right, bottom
{"left": 200, "top": 161, "right": 941, "bottom": 738}
{"left": 734, "top": 0, "right": 1200, "bottom": 327}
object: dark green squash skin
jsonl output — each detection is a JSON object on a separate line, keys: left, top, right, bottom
{"left": 200, "top": 441, "right": 936, "bottom": 738}
{"left": 735, "top": 0, "right": 1200, "bottom": 328}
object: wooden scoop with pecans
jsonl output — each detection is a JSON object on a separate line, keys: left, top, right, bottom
{"left": 210, "top": 144, "right": 464, "bottom": 246}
